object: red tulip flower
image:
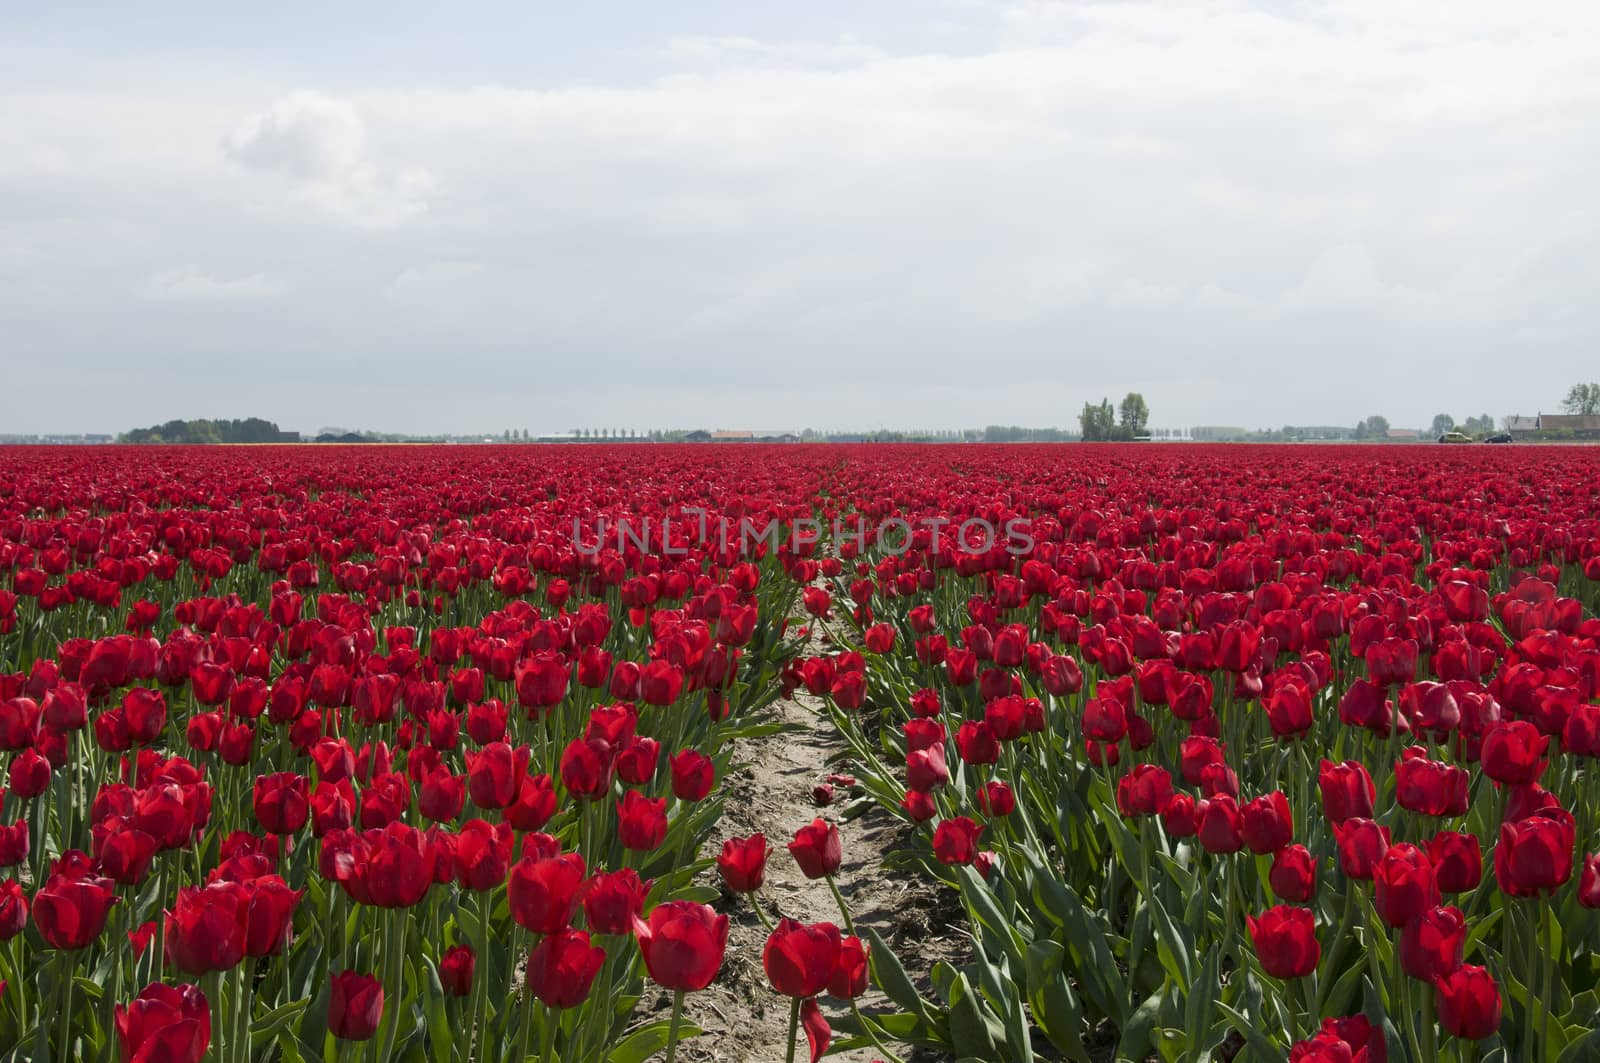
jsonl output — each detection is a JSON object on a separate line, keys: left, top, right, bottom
{"left": 763, "top": 918, "right": 842, "bottom": 998}
{"left": 1373, "top": 844, "right": 1439, "bottom": 929}
{"left": 1434, "top": 965, "right": 1501, "bottom": 1040}
{"left": 932, "top": 817, "right": 984, "bottom": 865}
{"left": 670, "top": 749, "right": 715, "bottom": 802}
{"left": 526, "top": 928, "right": 606, "bottom": 1009}
{"left": 114, "top": 982, "right": 210, "bottom": 1063}
{"left": 439, "top": 944, "right": 474, "bottom": 996}
{"left": 33, "top": 866, "right": 118, "bottom": 949}
{"left": 717, "top": 834, "right": 770, "bottom": 893}
{"left": 1400, "top": 905, "right": 1465, "bottom": 982}
{"left": 633, "top": 901, "right": 729, "bottom": 992}
{"left": 1269, "top": 845, "right": 1317, "bottom": 904}
{"left": 828, "top": 935, "right": 870, "bottom": 1000}
{"left": 508, "top": 851, "right": 587, "bottom": 934}
{"left": 253, "top": 772, "right": 310, "bottom": 835}
{"left": 1495, "top": 813, "right": 1575, "bottom": 898}
{"left": 329, "top": 971, "right": 384, "bottom": 1041}
{"left": 1246, "top": 905, "right": 1320, "bottom": 980}
{"left": 788, "top": 820, "right": 843, "bottom": 880}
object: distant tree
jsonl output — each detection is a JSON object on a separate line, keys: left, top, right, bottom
{"left": 1353, "top": 416, "right": 1391, "bottom": 439}
{"left": 1118, "top": 393, "right": 1149, "bottom": 437}
{"left": 1460, "top": 413, "right": 1495, "bottom": 436}
{"left": 1430, "top": 413, "right": 1456, "bottom": 437}
{"left": 1563, "top": 382, "right": 1600, "bottom": 415}
{"left": 1079, "top": 400, "right": 1118, "bottom": 441}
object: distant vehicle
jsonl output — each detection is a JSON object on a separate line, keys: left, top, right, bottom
{"left": 1438, "top": 432, "right": 1472, "bottom": 444}
{"left": 1484, "top": 433, "right": 1513, "bottom": 444}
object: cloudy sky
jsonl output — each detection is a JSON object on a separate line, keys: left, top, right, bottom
{"left": 3, "top": 1, "right": 1598, "bottom": 436}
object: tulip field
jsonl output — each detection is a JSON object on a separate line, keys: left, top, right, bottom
{"left": 3, "top": 443, "right": 1600, "bottom": 1063}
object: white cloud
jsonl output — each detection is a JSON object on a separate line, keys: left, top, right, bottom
{"left": 140, "top": 267, "right": 284, "bottom": 302}
{"left": 222, "top": 91, "right": 433, "bottom": 228}
{"left": 2, "top": 0, "right": 1598, "bottom": 432}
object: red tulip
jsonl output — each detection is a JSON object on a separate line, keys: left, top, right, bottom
{"left": 252, "top": 772, "right": 309, "bottom": 835}
{"left": 114, "top": 982, "right": 210, "bottom": 1063}
{"left": 1240, "top": 791, "right": 1293, "bottom": 855}
{"left": 1495, "top": 813, "right": 1575, "bottom": 898}
{"left": 932, "top": 817, "right": 983, "bottom": 865}
{"left": 1373, "top": 844, "right": 1439, "bottom": 929}
{"left": 508, "top": 851, "right": 587, "bottom": 934}
{"left": 582, "top": 867, "right": 651, "bottom": 935}
{"left": 1434, "top": 965, "right": 1501, "bottom": 1040}
{"left": 718, "top": 834, "right": 770, "bottom": 893}
{"left": 329, "top": 971, "right": 384, "bottom": 1041}
{"left": 165, "top": 884, "right": 247, "bottom": 974}
{"left": 1580, "top": 854, "right": 1600, "bottom": 909}
{"left": 1246, "top": 905, "right": 1320, "bottom": 979}
{"left": 788, "top": 819, "right": 842, "bottom": 879}
{"left": 1318, "top": 760, "right": 1375, "bottom": 826}
{"left": 1269, "top": 845, "right": 1317, "bottom": 903}
{"left": 1197, "top": 796, "right": 1244, "bottom": 855}
{"left": 1480, "top": 720, "right": 1548, "bottom": 785}
{"left": 1116, "top": 764, "right": 1172, "bottom": 817}
{"left": 764, "top": 918, "right": 842, "bottom": 998}
{"left": 439, "top": 944, "right": 474, "bottom": 996}
{"left": 1427, "top": 831, "right": 1483, "bottom": 893}
{"left": 526, "top": 928, "right": 606, "bottom": 1008}
{"left": 1333, "top": 818, "right": 1390, "bottom": 881}
{"left": 1400, "top": 905, "right": 1465, "bottom": 982}
{"left": 33, "top": 865, "right": 118, "bottom": 949}
{"left": 0, "top": 879, "right": 27, "bottom": 939}
{"left": 633, "top": 901, "right": 728, "bottom": 992}
{"left": 670, "top": 749, "right": 715, "bottom": 802}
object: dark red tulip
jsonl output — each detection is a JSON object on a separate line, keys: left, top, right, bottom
{"left": 527, "top": 928, "right": 606, "bottom": 1008}
{"left": 0, "top": 879, "right": 27, "bottom": 939}
{"left": 439, "top": 944, "right": 474, "bottom": 996}
{"left": 1373, "top": 844, "right": 1439, "bottom": 929}
{"left": 1246, "top": 906, "right": 1319, "bottom": 979}
{"left": 633, "top": 901, "right": 728, "bottom": 992}
{"left": 1333, "top": 818, "right": 1390, "bottom": 881}
{"left": 508, "top": 851, "right": 587, "bottom": 934}
{"left": 670, "top": 749, "right": 715, "bottom": 802}
{"left": 1116, "top": 764, "right": 1172, "bottom": 817}
{"left": 1427, "top": 831, "right": 1483, "bottom": 893}
{"left": 33, "top": 867, "right": 118, "bottom": 949}
{"left": 1197, "top": 796, "right": 1244, "bottom": 854}
{"left": 788, "top": 819, "right": 842, "bottom": 879}
{"left": 582, "top": 867, "right": 651, "bottom": 935}
{"left": 1480, "top": 720, "right": 1548, "bottom": 785}
{"left": 1400, "top": 905, "right": 1465, "bottom": 982}
{"left": 828, "top": 935, "right": 870, "bottom": 1000}
{"left": 165, "top": 884, "right": 247, "bottom": 973}
{"left": 329, "top": 971, "right": 384, "bottom": 1041}
{"left": 464, "top": 742, "right": 530, "bottom": 811}
{"left": 764, "top": 918, "right": 842, "bottom": 998}
{"left": 1269, "top": 845, "right": 1317, "bottom": 903}
{"left": 1434, "top": 965, "right": 1501, "bottom": 1040}
{"left": 1240, "top": 791, "right": 1293, "bottom": 855}
{"left": 616, "top": 790, "right": 668, "bottom": 852}
{"left": 718, "top": 833, "right": 770, "bottom": 893}
{"left": 114, "top": 982, "right": 210, "bottom": 1063}
{"left": 932, "top": 817, "right": 983, "bottom": 865}
{"left": 1394, "top": 749, "right": 1469, "bottom": 817}
{"left": 253, "top": 772, "right": 310, "bottom": 835}
{"left": 1495, "top": 813, "right": 1575, "bottom": 897}
{"left": 455, "top": 819, "right": 513, "bottom": 891}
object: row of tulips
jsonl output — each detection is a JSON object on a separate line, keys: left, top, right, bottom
{"left": 4, "top": 441, "right": 1600, "bottom": 1062}
{"left": 792, "top": 447, "right": 1600, "bottom": 1062}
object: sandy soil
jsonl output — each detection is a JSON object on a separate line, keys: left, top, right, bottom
{"left": 644, "top": 687, "right": 965, "bottom": 1063}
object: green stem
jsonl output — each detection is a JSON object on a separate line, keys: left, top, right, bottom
{"left": 664, "top": 989, "right": 686, "bottom": 1063}
{"left": 539, "top": 1002, "right": 558, "bottom": 1063}
{"left": 824, "top": 875, "right": 856, "bottom": 935}
{"left": 749, "top": 894, "right": 777, "bottom": 933}
{"left": 784, "top": 995, "right": 802, "bottom": 1063}
{"left": 1524, "top": 902, "right": 1538, "bottom": 1063}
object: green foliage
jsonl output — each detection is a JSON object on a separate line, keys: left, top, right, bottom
{"left": 120, "top": 417, "right": 297, "bottom": 444}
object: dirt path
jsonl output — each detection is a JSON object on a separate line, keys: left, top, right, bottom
{"left": 652, "top": 686, "right": 963, "bottom": 1062}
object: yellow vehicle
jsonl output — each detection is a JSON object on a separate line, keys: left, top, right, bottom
{"left": 1438, "top": 431, "right": 1472, "bottom": 444}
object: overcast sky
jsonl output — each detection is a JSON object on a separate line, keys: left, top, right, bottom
{"left": 3, "top": 0, "right": 1597, "bottom": 436}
